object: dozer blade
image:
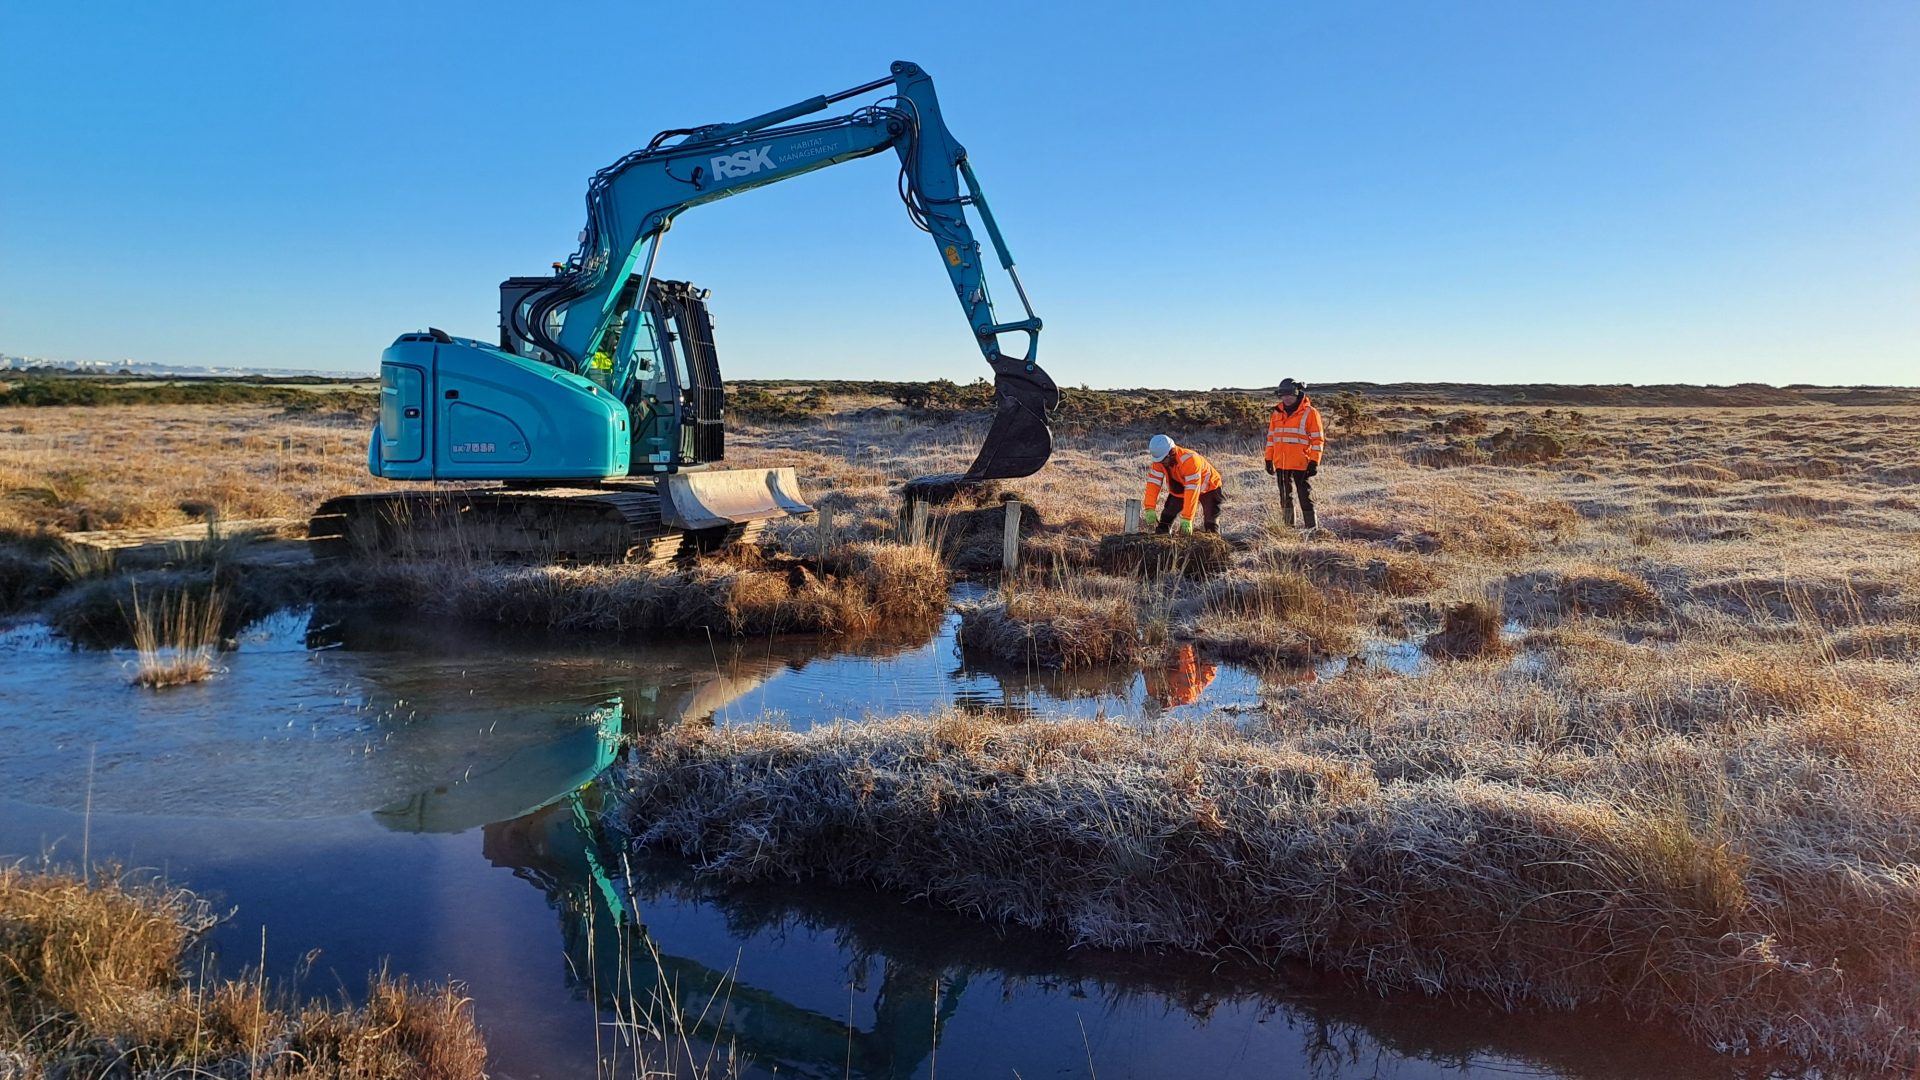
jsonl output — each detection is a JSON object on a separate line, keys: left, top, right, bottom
{"left": 660, "top": 467, "right": 812, "bottom": 530}
{"left": 904, "top": 367, "right": 1059, "bottom": 503}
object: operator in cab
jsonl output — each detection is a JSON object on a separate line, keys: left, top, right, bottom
{"left": 1141, "top": 434, "right": 1224, "bottom": 535}
{"left": 1264, "top": 378, "right": 1325, "bottom": 530}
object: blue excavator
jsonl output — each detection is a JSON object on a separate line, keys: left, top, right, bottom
{"left": 311, "top": 61, "right": 1056, "bottom": 563}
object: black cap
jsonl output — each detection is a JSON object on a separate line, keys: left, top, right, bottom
{"left": 1278, "top": 378, "right": 1304, "bottom": 395}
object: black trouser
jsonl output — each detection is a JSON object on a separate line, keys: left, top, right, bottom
{"left": 1155, "top": 485, "right": 1222, "bottom": 534}
{"left": 1276, "top": 469, "right": 1315, "bottom": 528}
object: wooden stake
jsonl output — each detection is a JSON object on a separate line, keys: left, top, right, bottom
{"left": 1002, "top": 499, "right": 1021, "bottom": 574}
{"left": 817, "top": 504, "right": 834, "bottom": 554}
{"left": 910, "top": 499, "right": 930, "bottom": 547}
{"left": 1123, "top": 497, "right": 1142, "bottom": 534}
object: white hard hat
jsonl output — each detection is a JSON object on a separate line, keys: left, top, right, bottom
{"left": 1148, "top": 434, "right": 1174, "bottom": 460}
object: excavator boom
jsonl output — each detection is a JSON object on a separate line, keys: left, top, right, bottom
{"left": 514, "top": 60, "right": 1055, "bottom": 489}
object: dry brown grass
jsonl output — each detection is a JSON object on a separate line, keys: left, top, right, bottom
{"left": 29, "top": 533, "right": 949, "bottom": 646}
{"left": 1503, "top": 564, "right": 1666, "bottom": 623}
{"left": 0, "top": 404, "right": 380, "bottom": 535}
{"left": 1271, "top": 539, "right": 1441, "bottom": 596}
{"left": 1188, "top": 566, "right": 1360, "bottom": 664}
{"left": 412, "top": 540, "right": 949, "bottom": 638}
{"left": 0, "top": 863, "right": 486, "bottom": 1078}
{"left": 12, "top": 394, "right": 1920, "bottom": 1071}
{"left": 1828, "top": 624, "right": 1920, "bottom": 662}
{"left": 616, "top": 685, "right": 1920, "bottom": 1073}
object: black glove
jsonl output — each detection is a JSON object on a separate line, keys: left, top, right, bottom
{"left": 1305, "top": 460, "right": 1319, "bottom": 478}
{"left": 1264, "top": 460, "right": 1275, "bottom": 475}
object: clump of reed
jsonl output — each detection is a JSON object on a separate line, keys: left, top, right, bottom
{"left": 0, "top": 862, "right": 487, "bottom": 1078}
{"left": 1272, "top": 540, "right": 1440, "bottom": 596}
{"left": 1187, "top": 567, "right": 1358, "bottom": 664}
{"left": 613, "top": 708, "right": 1920, "bottom": 1073}
{"left": 124, "top": 584, "right": 226, "bottom": 688}
{"left": 957, "top": 576, "right": 1141, "bottom": 670}
{"left": 1827, "top": 625, "right": 1920, "bottom": 662}
{"left": 1503, "top": 564, "right": 1666, "bottom": 623}
{"left": 1421, "top": 595, "right": 1510, "bottom": 659}
{"left": 47, "top": 538, "right": 116, "bottom": 583}
{"left": 1094, "top": 531, "right": 1230, "bottom": 578}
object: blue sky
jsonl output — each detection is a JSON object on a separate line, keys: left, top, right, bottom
{"left": 2, "top": 1, "right": 1914, "bottom": 387}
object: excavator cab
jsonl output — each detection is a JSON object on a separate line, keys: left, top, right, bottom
{"left": 500, "top": 273, "right": 725, "bottom": 473}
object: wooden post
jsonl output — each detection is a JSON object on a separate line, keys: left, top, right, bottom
{"left": 1002, "top": 499, "right": 1021, "bottom": 574}
{"left": 1123, "top": 497, "right": 1142, "bottom": 535}
{"left": 909, "top": 499, "right": 930, "bottom": 547}
{"left": 816, "top": 504, "right": 834, "bottom": 554}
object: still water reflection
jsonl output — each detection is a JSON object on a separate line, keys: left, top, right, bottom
{"left": 0, "top": 603, "right": 1756, "bottom": 1079}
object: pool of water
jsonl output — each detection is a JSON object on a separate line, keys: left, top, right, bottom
{"left": 0, "top": 600, "right": 1753, "bottom": 1079}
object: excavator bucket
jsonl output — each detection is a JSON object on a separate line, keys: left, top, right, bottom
{"left": 903, "top": 367, "right": 1059, "bottom": 503}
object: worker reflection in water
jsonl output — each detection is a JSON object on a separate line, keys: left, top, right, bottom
{"left": 1147, "top": 643, "right": 1218, "bottom": 708}
{"left": 1264, "top": 378, "right": 1325, "bottom": 530}
{"left": 1140, "top": 434, "right": 1224, "bottom": 534}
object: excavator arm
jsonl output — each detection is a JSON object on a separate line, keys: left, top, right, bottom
{"left": 515, "top": 61, "right": 1057, "bottom": 490}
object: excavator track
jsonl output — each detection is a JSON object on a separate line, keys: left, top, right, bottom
{"left": 309, "top": 484, "right": 767, "bottom": 567}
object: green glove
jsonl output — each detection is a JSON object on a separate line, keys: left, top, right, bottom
{"left": 1140, "top": 508, "right": 1159, "bottom": 530}
{"left": 1176, "top": 517, "right": 1194, "bottom": 535}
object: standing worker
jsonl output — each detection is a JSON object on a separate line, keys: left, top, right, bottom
{"left": 1142, "top": 434, "right": 1224, "bottom": 534}
{"left": 1264, "top": 378, "right": 1325, "bottom": 529}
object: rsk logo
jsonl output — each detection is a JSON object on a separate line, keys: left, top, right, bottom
{"left": 711, "top": 145, "right": 776, "bottom": 179}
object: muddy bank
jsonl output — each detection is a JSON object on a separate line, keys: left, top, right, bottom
{"left": 15, "top": 540, "right": 951, "bottom": 649}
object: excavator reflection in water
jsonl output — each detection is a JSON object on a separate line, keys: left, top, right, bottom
{"left": 362, "top": 634, "right": 966, "bottom": 1077}
{"left": 485, "top": 792, "right": 965, "bottom": 1079}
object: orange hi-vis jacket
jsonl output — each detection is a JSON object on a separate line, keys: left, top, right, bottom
{"left": 1144, "top": 446, "right": 1222, "bottom": 522}
{"left": 1265, "top": 394, "right": 1325, "bottom": 471}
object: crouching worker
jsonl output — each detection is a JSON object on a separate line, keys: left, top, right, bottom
{"left": 1264, "top": 378, "right": 1325, "bottom": 529}
{"left": 1141, "top": 434, "right": 1224, "bottom": 535}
